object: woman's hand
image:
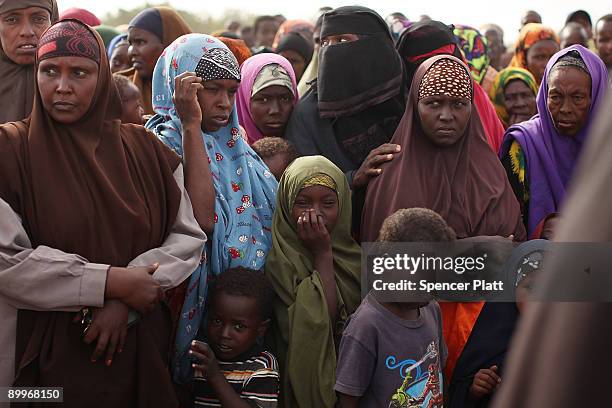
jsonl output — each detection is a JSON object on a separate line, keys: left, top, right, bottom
{"left": 296, "top": 209, "right": 332, "bottom": 258}
{"left": 352, "top": 143, "right": 401, "bottom": 189}
{"left": 173, "top": 72, "right": 203, "bottom": 127}
{"left": 83, "top": 299, "right": 129, "bottom": 366}
{"left": 106, "top": 264, "right": 163, "bottom": 314}
{"left": 469, "top": 365, "right": 501, "bottom": 400}
{"left": 190, "top": 341, "right": 222, "bottom": 382}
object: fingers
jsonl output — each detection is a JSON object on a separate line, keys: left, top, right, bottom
{"left": 471, "top": 383, "right": 489, "bottom": 397}
{"left": 105, "top": 330, "right": 120, "bottom": 366}
{"left": 307, "top": 209, "right": 317, "bottom": 230}
{"left": 83, "top": 323, "right": 100, "bottom": 345}
{"left": 371, "top": 143, "right": 401, "bottom": 156}
{"left": 147, "top": 262, "right": 160, "bottom": 275}
{"left": 118, "top": 327, "right": 127, "bottom": 354}
{"left": 368, "top": 153, "right": 395, "bottom": 168}
{"left": 476, "top": 370, "right": 500, "bottom": 389}
{"left": 91, "top": 330, "right": 109, "bottom": 363}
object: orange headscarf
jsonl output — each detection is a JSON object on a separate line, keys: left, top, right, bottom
{"left": 509, "top": 23, "right": 559, "bottom": 72}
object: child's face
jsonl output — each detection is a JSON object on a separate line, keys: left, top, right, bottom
{"left": 207, "top": 291, "right": 268, "bottom": 360}
{"left": 197, "top": 79, "right": 239, "bottom": 133}
{"left": 120, "top": 84, "right": 144, "bottom": 125}
{"left": 291, "top": 185, "right": 339, "bottom": 233}
{"left": 110, "top": 44, "right": 130, "bottom": 74}
{"left": 264, "top": 153, "right": 290, "bottom": 180}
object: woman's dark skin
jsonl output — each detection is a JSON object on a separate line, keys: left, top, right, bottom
{"left": 546, "top": 66, "right": 592, "bottom": 137}
{"left": 526, "top": 39, "right": 560, "bottom": 84}
{"left": 0, "top": 6, "right": 51, "bottom": 65}
{"left": 417, "top": 94, "right": 472, "bottom": 147}
{"left": 249, "top": 84, "right": 294, "bottom": 137}
{"left": 127, "top": 27, "right": 164, "bottom": 80}
{"left": 503, "top": 79, "right": 537, "bottom": 126}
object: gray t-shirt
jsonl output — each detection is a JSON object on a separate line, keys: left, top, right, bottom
{"left": 335, "top": 294, "right": 447, "bottom": 408}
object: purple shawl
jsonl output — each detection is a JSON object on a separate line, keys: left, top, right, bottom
{"left": 500, "top": 45, "right": 608, "bottom": 235}
{"left": 236, "top": 53, "right": 298, "bottom": 144}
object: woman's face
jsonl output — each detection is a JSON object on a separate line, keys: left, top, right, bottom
{"left": 547, "top": 66, "right": 591, "bottom": 137}
{"left": 110, "top": 44, "right": 130, "bottom": 74}
{"left": 249, "top": 85, "right": 294, "bottom": 137}
{"left": 417, "top": 95, "right": 472, "bottom": 147}
{"left": 291, "top": 185, "right": 339, "bottom": 233}
{"left": 0, "top": 6, "right": 51, "bottom": 65}
{"left": 503, "top": 79, "right": 537, "bottom": 121}
{"left": 279, "top": 49, "right": 306, "bottom": 82}
{"left": 526, "top": 39, "right": 560, "bottom": 83}
{"left": 37, "top": 56, "right": 99, "bottom": 124}
{"left": 197, "top": 78, "right": 239, "bottom": 133}
{"left": 127, "top": 27, "right": 164, "bottom": 80}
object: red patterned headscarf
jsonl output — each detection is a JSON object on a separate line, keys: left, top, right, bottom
{"left": 37, "top": 19, "right": 100, "bottom": 64}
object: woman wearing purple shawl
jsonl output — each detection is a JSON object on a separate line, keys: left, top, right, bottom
{"left": 500, "top": 45, "right": 608, "bottom": 236}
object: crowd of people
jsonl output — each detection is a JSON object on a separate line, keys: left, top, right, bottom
{"left": 0, "top": 1, "right": 610, "bottom": 407}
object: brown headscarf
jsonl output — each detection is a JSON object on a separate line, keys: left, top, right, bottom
{"left": 0, "top": 0, "right": 58, "bottom": 123}
{"left": 491, "top": 96, "right": 612, "bottom": 408}
{"left": 0, "top": 21, "right": 182, "bottom": 407}
{"left": 361, "top": 55, "right": 525, "bottom": 242}
{"left": 120, "top": 6, "right": 192, "bottom": 114}
{"left": 360, "top": 55, "right": 525, "bottom": 381}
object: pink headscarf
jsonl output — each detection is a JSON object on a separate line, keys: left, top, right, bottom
{"left": 236, "top": 53, "right": 298, "bottom": 144}
{"left": 59, "top": 7, "right": 101, "bottom": 27}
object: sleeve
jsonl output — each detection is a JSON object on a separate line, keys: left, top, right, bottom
{"left": 500, "top": 140, "right": 529, "bottom": 227}
{"left": 284, "top": 103, "right": 320, "bottom": 157}
{"left": 436, "top": 303, "right": 448, "bottom": 371}
{"left": 128, "top": 164, "right": 206, "bottom": 290}
{"left": 334, "top": 329, "right": 377, "bottom": 397}
{"left": 241, "top": 356, "right": 280, "bottom": 408}
{"left": 0, "top": 198, "right": 107, "bottom": 311}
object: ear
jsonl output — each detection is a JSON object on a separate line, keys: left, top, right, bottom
{"left": 257, "top": 318, "right": 271, "bottom": 337}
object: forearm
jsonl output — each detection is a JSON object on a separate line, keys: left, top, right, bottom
{"left": 315, "top": 250, "right": 338, "bottom": 323}
{"left": 182, "top": 121, "right": 215, "bottom": 234}
{"left": 208, "top": 374, "right": 253, "bottom": 408}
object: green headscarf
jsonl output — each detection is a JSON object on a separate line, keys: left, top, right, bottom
{"left": 488, "top": 66, "right": 538, "bottom": 127}
{"left": 453, "top": 25, "right": 490, "bottom": 84}
{"left": 94, "top": 25, "right": 121, "bottom": 49}
{"left": 265, "top": 155, "right": 361, "bottom": 408}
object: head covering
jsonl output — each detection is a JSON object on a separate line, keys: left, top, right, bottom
{"left": 316, "top": 6, "right": 406, "bottom": 166}
{"left": 396, "top": 20, "right": 506, "bottom": 153}
{"left": 0, "top": 0, "right": 58, "bottom": 123}
{"left": 418, "top": 58, "right": 472, "bottom": 100}
{"left": 453, "top": 25, "right": 490, "bottom": 84}
{"left": 107, "top": 33, "right": 128, "bottom": 58}
{"left": 121, "top": 6, "right": 192, "bottom": 114}
{"left": 276, "top": 31, "right": 314, "bottom": 66}
{"left": 500, "top": 45, "right": 608, "bottom": 235}
{"left": 271, "top": 19, "right": 314, "bottom": 50}
{"left": 251, "top": 64, "right": 294, "bottom": 96}
{"left": 194, "top": 46, "right": 241, "bottom": 81}
{"left": 58, "top": 7, "right": 100, "bottom": 26}
{"left": 566, "top": 9, "right": 592, "bottom": 26}
{"left": 217, "top": 36, "right": 252, "bottom": 65}
{"left": 509, "top": 23, "right": 559, "bottom": 74}
{"left": 361, "top": 56, "right": 525, "bottom": 381}
{"left": 488, "top": 67, "right": 538, "bottom": 127}
{"left": 491, "top": 95, "right": 612, "bottom": 408}
{"left": 95, "top": 25, "right": 120, "bottom": 49}
{"left": 1, "top": 20, "right": 182, "bottom": 406}
{"left": 37, "top": 20, "right": 101, "bottom": 63}
{"left": 265, "top": 155, "right": 361, "bottom": 408}
{"left": 296, "top": 13, "right": 323, "bottom": 96}
{"left": 236, "top": 53, "right": 298, "bottom": 144}
{"left": 146, "top": 33, "right": 278, "bottom": 383}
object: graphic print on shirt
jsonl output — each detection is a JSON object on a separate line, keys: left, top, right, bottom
{"left": 387, "top": 341, "right": 444, "bottom": 408}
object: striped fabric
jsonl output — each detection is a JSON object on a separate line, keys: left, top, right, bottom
{"left": 194, "top": 350, "right": 279, "bottom": 407}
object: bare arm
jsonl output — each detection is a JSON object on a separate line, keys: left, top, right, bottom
{"left": 337, "top": 393, "right": 360, "bottom": 408}
{"left": 173, "top": 71, "right": 215, "bottom": 235}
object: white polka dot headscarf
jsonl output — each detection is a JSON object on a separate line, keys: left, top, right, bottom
{"left": 418, "top": 58, "right": 472, "bottom": 101}
{"left": 194, "top": 47, "right": 241, "bottom": 82}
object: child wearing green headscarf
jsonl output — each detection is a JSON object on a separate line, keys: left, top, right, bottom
{"left": 265, "top": 156, "right": 361, "bottom": 407}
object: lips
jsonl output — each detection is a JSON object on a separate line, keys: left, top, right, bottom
{"left": 215, "top": 344, "right": 232, "bottom": 354}
{"left": 16, "top": 43, "right": 37, "bottom": 54}
{"left": 211, "top": 115, "right": 229, "bottom": 126}
{"left": 556, "top": 120, "right": 575, "bottom": 129}
{"left": 53, "top": 101, "right": 76, "bottom": 112}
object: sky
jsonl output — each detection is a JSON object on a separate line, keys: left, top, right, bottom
{"left": 59, "top": 0, "right": 609, "bottom": 44}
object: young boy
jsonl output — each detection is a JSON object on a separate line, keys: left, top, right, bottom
{"left": 113, "top": 74, "right": 145, "bottom": 125}
{"left": 335, "top": 208, "right": 450, "bottom": 408}
{"left": 190, "top": 267, "right": 279, "bottom": 407}
{"left": 250, "top": 137, "right": 298, "bottom": 180}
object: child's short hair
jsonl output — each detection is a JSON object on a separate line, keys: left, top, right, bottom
{"left": 113, "top": 73, "right": 139, "bottom": 101}
{"left": 209, "top": 267, "right": 274, "bottom": 320}
{"left": 377, "top": 208, "right": 456, "bottom": 242}
{"left": 251, "top": 137, "right": 298, "bottom": 161}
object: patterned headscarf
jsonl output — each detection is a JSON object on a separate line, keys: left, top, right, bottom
{"left": 37, "top": 20, "right": 101, "bottom": 64}
{"left": 418, "top": 58, "right": 472, "bottom": 100}
{"left": 488, "top": 67, "right": 538, "bottom": 127}
{"left": 453, "top": 25, "right": 490, "bottom": 84}
{"left": 509, "top": 23, "right": 559, "bottom": 72}
{"left": 194, "top": 47, "right": 240, "bottom": 81}
{"left": 146, "top": 33, "right": 278, "bottom": 383}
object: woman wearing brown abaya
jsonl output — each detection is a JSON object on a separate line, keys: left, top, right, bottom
{"left": 492, "top": 95, "right": 612, "bottom": 408}
{"left": 0, "top": 20, "right": 205, "bottom": 407}
{"left": 120, "top": 6, "right": 192, "bottom": 115}
{"left": 361, "top": 55, "right": 525, "bottom": 386}
{"left": 0, "top": 0, "right": 57, "bottom": 123}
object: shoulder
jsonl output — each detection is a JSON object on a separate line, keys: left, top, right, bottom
{"left": 121, "top": 123, "right": 181, "bottom": 168}
{"left": 343, "top": 298, "right": 382, "bottom": 339}
{"left": 253, "top": 350, "right": 279, "bottom": 372}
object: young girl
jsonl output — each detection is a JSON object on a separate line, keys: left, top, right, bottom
{"left": 265, "top": 155, "right": 361, "bottom": 407}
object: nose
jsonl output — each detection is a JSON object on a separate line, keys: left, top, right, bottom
{"left": 514, "top": 95, "right": 527, "bottom": 108}
{"left": 221, "top": 325, "right": 232, "bottom": 339}
{"left": 19, "top": 22, "right": 36, "bottom": 38}
{"left": 56, "top": 74, "right": 72, "bottom": 95}
{"left": 268, "top": 99, "right": 280, "bottom": 114}
{"left": 128, "top": 44, "right": 137, "bottom": 58}
{"left": 439, "top": 105, "right": 453, "bottom": 121}
{"left": 217, "top": 91, "right": 231, "bottom": 110}
{"left": 559, "top": 96, "right": 573, "bottom": 115}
